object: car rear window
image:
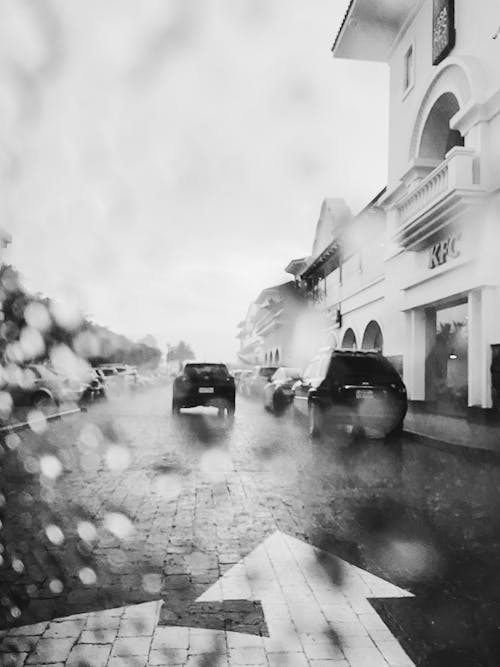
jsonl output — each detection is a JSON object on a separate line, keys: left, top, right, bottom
{"left": 259, "top": 367, "right": 278, "bottom": 378}
{"left": 329, "top": 355, "right": 400, "bottom": 382}
{"left": 184, "top": 364, "right": 229, "bottom": 380}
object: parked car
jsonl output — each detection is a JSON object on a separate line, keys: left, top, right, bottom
{"left": 247, "top": 366, "right": 279, "bottom": 398}
{"left": 263, "top": 366, "right": 302, "bottom": 413}
{"left": 96, "top": 364, "right": 137, "bottom": 394}
{"left": 5, "top": 363, "right": 87, "bottom": 411}
{"left": 172, "top": 362, "right": 235, "bottom": 416}
{"left": 293, "top": 348, "right": 407, "bottom": 439}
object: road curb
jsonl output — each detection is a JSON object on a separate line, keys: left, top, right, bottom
{"left": 403, "top": 428, "right": 500, "bottom": 460}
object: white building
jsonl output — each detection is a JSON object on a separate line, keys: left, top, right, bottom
{"left": 332, "top": 0, "right": 500, "bottom": 415}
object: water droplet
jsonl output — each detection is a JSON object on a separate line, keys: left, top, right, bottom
{"left": 103, "top": 512, "right": 134, "bottom": 540}
{"left": 26, "top": 584, "right": 38, "bottom": 597}
{"left": 152, "top": 473, "right": 182, "bottom": 499}
{"left": 5, "top": 434, "right": 20, "bottom": 450}
{"left": 50, "top": 300, "right": 83, "bottom": 331}
{"left": 77, "top": 423, "right": 102, "bottom": 449}
{"left": 49, "top": 579, "right": 64, "bottom": 594}
{"left": 77, "top": 521, "right": 97, "bottom": 542}
{"left": 78, "top": 567, "right": 97, "bottom": 585}
{"left": 19, "top": 327, "right": 45, "bottom": 359}
{"left": 45, "top": 524, "right": 64, "bottom": 545}
{"left": 27, "top": 409, "right": 48, "bottom": 434}
{"left": 0, "top": 391, "right": 13, "bottom": 419}
{"left": 24, "top": 302, "right": 51, "bottom": 332}
{"left": 105, "top": 445, "right": 131, "bottom": 472}
{"left": 142, "top": 573, "right": 161, "bottom": 594}
{"left": 24, "top": 456, "right": 39, "bottom": 474}
{"left": 10, "top": 606, "right": 21, "bottom": 619}
{"left": 11, "top": 558, "right": 24, "bottom": 573}
{"left": 39, "top": 455, "right": 63, "bottom": 479}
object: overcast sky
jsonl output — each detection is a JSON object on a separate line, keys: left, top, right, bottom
{"left": 0, "top": 0, "right": 389, "bottom": 361}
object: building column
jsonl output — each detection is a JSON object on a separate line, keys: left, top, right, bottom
{"left": 404, "top": 308, "right": 426, "bottom": 400}
{"left": 468, "top": 287, "right": 495, "bottom": 408}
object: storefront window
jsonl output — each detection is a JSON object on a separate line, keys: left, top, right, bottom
{"left": 426, "top": 301, "right": 468, "bottom": 412}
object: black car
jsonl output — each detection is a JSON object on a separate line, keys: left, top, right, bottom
{"left": 263, "top": 366, "right": 302, "bottom": 413}
{"left": 172, "top": 363, "right": 235, "bottom": 416}
{"left": 293, "top": 348, "right": 407, "bottom": 439}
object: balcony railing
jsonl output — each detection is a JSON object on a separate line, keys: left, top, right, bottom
{"left": 393, "top": 147, "right": 486, "bottom": 248}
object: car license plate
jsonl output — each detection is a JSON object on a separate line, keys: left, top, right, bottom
{"left": 356, "top": 389, "right": 372, "bottom": 399}
{"left": 199, "top": 387, "right": 214, "bottom": 394}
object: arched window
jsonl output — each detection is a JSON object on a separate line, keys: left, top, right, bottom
{"left": 342, "top": 328, "right": 357, "bottom": 350}
{"left": 362, "top": 321, "right": 383, "bottom": 352}
{"left": 275, "top": 349, "right": 280, "bottom": 365}
{"left": 418, "top": 92, "right": 463, "bottom": 161}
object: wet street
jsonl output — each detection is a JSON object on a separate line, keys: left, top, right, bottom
{"left": 1, "top": 384, "right": 500, "bottom": 666}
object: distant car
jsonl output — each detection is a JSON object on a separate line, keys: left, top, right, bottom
{"left": 96, "top": 364, "right": 137, "bottom": 394}
{"left": 238, "top": 370, "right": 254, "bottom": 396}
{"left": 247, "top": 366, "right": 279, "bottom": 398}
{"left": 172, "top": 363, "right": 235, "bottom": 416}
{"left": 263, "top": 367, "right": 302, "bottom": 414}
{"left": 293, "top": 348, "right": 407, "bottom": 439}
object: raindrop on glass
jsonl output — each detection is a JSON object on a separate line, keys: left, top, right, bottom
{"left": 78, "top": 567, "right": 97, "bottom": 585}
{"left": 39, "top": 455, "right": 63, "bottom": 479}
{"left": 45, "top": 524, "right": 64, "bottom": 545}
{"left": 77, "top": 521, "right": 97, "bottom": 542}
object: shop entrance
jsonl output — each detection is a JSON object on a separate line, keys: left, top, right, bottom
{"left": 425, "top": 299, "right": 468, "bottom": 413}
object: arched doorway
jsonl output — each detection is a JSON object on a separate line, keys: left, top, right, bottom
{"left": 342, "top": 328, "right": 357, "bottom": 350}
{"left": 362, "top": 321, "right": 383, "bottom": 352}
{"left": 418, "top": 92, "right": 463, "bottom": 161}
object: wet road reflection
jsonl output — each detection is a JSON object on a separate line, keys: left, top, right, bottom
{"left": 0, "top": 386, "right": 499, "bottom": 664}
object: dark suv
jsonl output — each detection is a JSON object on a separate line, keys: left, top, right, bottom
{"left": 172, "top": 363, "right": 235, "bottom": 416}
{"left": 293, "top": 348, "right": 407, "bottom": 439}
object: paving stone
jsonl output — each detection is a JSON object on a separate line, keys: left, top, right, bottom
{"left": 229, "top": 646, "right": 267, "bottom": 664}
{"left": 151, "top": 626, "right": 190, "bottom": 649}
{"left": 7, "top": 623, "right": 48, "bottom": 636}
{"left": 110, "top": 636, "right": 152, "bottom": 657}
{"left": 43, "top": 618, "right": 86, "bottom": 638}
{"left": 0, "top": 636, "right": 38, "bottom": 653}
{"left": 149, "top": 647, "right": 188, "bottom": 664}
{"left": 118, "top": 615, "right": 156, "bottom": 637}
{"left": 79, "top": 628, "right": 118, "bottom": 643}
{"left": 374, "top": 640, "right": 414, "bottom": 666}
{"left": 0, "top": 652, "right": 29, "bottom": 667}
{"left": 25, "top": 637, "right": 75, "bottom": 664}
{"left": 267, "top": 652, "right": 310, "bottom": 667}
{"left": 343, "top": 646, "right": 390, "bottom": 667}
{"left": 66, "top": 643, "right": 112, "bottom": 666}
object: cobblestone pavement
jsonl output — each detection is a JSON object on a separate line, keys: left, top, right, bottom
{"left": 1, "top": 385, "right": 500, "bottom": 665}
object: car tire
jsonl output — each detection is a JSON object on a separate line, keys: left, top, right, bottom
{"left": 272, "top": 392, "right": 285, "bottom": 415}
{"left": 308, "top": 402, "right": 322, "bottom": 439}
{"left": 385, "top": 420, "right": 404, "bottom": 442}
{"left": 227, "top": 401, "right": 235, "bottom": 417}
{"left": 172, "top": 399, "right": 181, "bottom": 414}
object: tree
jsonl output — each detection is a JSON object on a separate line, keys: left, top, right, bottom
{"left": 167, "top": 341, "right": 195, "bottom": 364}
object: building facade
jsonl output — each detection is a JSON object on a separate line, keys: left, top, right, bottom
{"left": 332, "top": 0, "right": 500, "bottom": 414}
{"left": 236, "top": 282, "right": 305, "bottom": 367}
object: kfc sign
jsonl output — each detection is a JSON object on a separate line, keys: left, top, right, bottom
{"left": 428, "top": 233, "right": 461, "bottom": 269}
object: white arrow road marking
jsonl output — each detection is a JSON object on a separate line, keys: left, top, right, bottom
{"left": 2, "top": 531, "right": 415, "bottom": 665}
{"left": 197, "top": 530, "right": 415, "bottom": 666}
